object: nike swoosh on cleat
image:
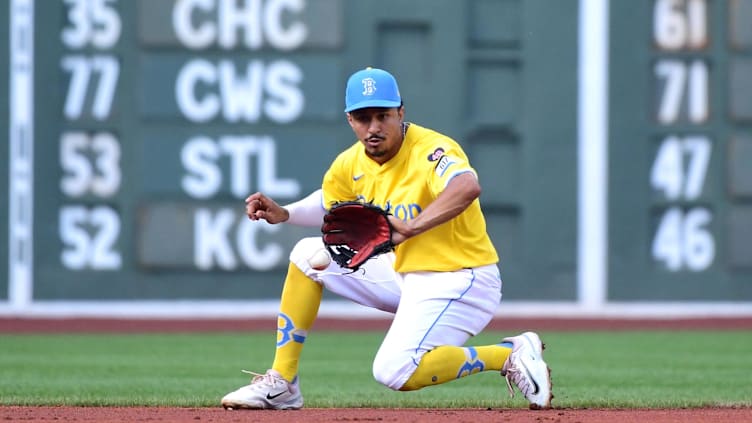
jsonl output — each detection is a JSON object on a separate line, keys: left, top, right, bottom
{"left": 266, "top": 391, "right": 285, "bottom": 400}
{"left": 519, "top": 361, "right": 540, "bottom": 395}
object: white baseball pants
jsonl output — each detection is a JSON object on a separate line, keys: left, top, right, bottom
{"left": 289, "top": 237, "right": 502, "bottom": 390}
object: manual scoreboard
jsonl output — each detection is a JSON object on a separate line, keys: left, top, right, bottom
{"left": 609, "top": 0, "right": 752, "bottom": 300}
{"left": 2, "top": 0, "right": 748, "bottom": 308}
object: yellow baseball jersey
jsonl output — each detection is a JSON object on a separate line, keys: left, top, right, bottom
{"left": 322, "top": 123, "right": 499, "bottom": 272}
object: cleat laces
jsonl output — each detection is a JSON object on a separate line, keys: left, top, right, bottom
{"left": 504, "top": 364, "right": 533, "bottom": 399}
{"left": 241, "top": 369, "right": 287, "bottom": 389}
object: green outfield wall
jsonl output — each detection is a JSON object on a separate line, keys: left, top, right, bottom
{"left": 2, "top": 0, "right": 750, "bottom": 315}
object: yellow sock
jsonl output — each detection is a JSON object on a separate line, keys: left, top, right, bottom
{"left": 271, "top": 263, "right": 323, "bottom": 382}
{"left": 400, "top": 344, "right": 512, "bottom": 391}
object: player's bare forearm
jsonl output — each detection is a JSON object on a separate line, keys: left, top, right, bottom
{"left": 390, "top": 172, "right": 480, "bottom": 244}
{"left": 245, "top": 192, "right": 290, "bottom": 224}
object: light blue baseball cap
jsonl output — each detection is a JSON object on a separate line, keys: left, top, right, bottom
{"left": 344, "top": 67, "right": 402, "bottom": 112}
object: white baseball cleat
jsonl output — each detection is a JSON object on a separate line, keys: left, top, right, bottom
{"left": 500, "top": 331, "right": 553, "bottom": 409}
{"left": 221, "top": 369, "right": 303, "bottom": 410}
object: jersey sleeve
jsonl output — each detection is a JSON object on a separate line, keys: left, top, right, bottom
{"left": 426, "top": 141, "right": 477, "bottom": 197}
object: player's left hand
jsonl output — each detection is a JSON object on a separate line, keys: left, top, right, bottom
{"left": 321, "top": 201, "right": 395, "bottom": 270}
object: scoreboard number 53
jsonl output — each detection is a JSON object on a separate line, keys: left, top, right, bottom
{"left": 58, "top": 131, "right": 122, "bottom": 270}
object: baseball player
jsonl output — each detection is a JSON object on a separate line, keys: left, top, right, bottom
{"left": 221, "top": 68, "right": 552, "bottom": 410}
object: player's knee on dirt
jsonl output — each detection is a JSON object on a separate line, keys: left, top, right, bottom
{"left": 372, "top": 347, "right": 423, "bottom": 391}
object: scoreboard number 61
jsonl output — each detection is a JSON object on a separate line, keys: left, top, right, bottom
{"left": 650, "top": 0, "right": 714, "bottom": 273}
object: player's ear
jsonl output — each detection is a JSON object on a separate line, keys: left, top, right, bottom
{"left": 346, "top": 112, "right": 356, "bottom": 128}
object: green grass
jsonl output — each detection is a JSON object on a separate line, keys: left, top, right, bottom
{"left": 1, "top": 330, "right": 750, "bottom": 408}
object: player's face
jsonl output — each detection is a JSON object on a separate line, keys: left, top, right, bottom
{"left": 347, "top": 107, "right": 404, "bottom": 165}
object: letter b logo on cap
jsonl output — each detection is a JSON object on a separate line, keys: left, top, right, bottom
{"left": 362, "top": 77, "right": 377, "bottom": 96}
{"left": 345, "top": 68, "right": 401, "bottom": 112}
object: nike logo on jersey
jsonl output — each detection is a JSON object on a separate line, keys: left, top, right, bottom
{"left": 266, "top": 390, "right": 286, "bottom": 400}
{"left": 353, "top": 174, "right": 364, "bottom": 181}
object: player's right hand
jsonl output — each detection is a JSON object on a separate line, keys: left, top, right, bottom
{"left": 244, "top": 192, "right": 289, "bottom": 224}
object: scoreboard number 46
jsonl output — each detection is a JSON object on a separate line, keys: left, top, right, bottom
{"left": 650, "top": 0, "right": 714, "bottom": 273}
